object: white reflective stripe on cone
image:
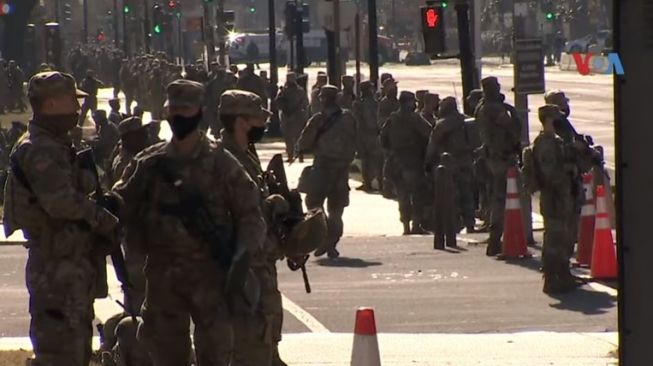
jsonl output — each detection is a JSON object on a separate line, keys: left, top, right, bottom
{"left": 595, "top": 217, "right": 611, "bottom": 230}
{"left": 584, "top": 184, "right": 594, "bottom": 200}
{"left": 581, "top": 204, "right": 595, "bottom": 216}
{"left": 505, "top": 198, "right": 521, "bottom": 210}
{"left": 596, "top": 195, "right": 607, "bottom": 214}
{"left": 506, "top": 178, "right": 518, "bottom": 194}
{"left": 351, "top": 335, "right": 381, "bottom": 366}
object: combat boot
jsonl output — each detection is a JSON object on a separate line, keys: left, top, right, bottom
{"left": 543, "top": 273, "right": 578, "bottom": 294}
{"left": 486, "top": 240, "right": 502, "bottom": 256}
{"left": 411, "top": 222, "right": 430, "bottom": 235}
{"left": 402, "top": 221, "right": 411, "bottom": 235}
{"left": 327, "top": 248, "right": 340, "bottom": 259}
{"left": 298, "top": 153, "right": 304, "bottom": 163}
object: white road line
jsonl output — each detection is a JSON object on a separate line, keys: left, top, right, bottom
{"left": 281, "top": 293, "right": 330, "bottom": 333}
{"left": 572, "top": 271, "right": 618, "bottom": 297}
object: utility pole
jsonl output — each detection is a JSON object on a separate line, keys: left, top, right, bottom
{"left": 113, "top": 0, "right": 120, "bottom": 46}
{"left": 455, "top": 0, "right": 477, "bottom": 114}
{"left": 367, "top": 0, "right": 379, "bottom": 88}
{"left": 269, "top": 0, "right": 278, "bottom": 85}
{"left": 296, "top": 1, "right": 305, "bottom": 74}
{"left": 472, "top": 0, "right": 482, "bottom": 84}
{"left": 83, "top": 0, "right": 88, "bottom": 43}
{"left": 143, "top": 0, "right": 151, "bottom": 53}
{"left": 203, "top": 2, "right": 215, "bottom": 62}
{"left": 333, "top": 0, "right": 341, "bottom": 88}
{"left": 217, "top": 0, "right": 226, "bottom": 65}
{"left": 55, "top": 0, "right": 61, "bottom": 22}
{"left": 355, "top": 10, "right": 361, "bottom": 96}
{"left": 122, "top": 0, "right": 129, "bottom": 55}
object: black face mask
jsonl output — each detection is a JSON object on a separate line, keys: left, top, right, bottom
{"left": 34, "top": 113, "right": 79, "bottom": 136}
{"left": 168, "top": 112, "right": 202, "bottom": 140}
{"left": 247, "top": 124, "right": 267, "bottom": 143}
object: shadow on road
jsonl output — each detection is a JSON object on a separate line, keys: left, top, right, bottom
{"left": 314, "top": 257, "right": 383, "bottom": 268}
{"left": 548, "top": 287, "right": 617, "bottom": 314}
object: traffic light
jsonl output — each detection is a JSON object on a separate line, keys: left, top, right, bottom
{"left": 123, "top": 4, "right": 130, "bottom": 14}
{"left": 0, "top": 2, "right": 12, "bottom": 16}
{"left": 284, "top": 1, "right": 296, "bottom": 37}
{"left": 167, "top": 0, "right": 176, "bottom": 10}
{"left": 44, "top": 22, "right": 62, "bottom": 66}
{"left": 300, "top": 3, "right": 310, "bottom": 33}
{"left": 63, "top": 3, "right": 72, "bottom": 22}
{"left": 222, "top": 9, "right": 235, "bottom": 32}
{"left": 97, "top": 30, "right": 105, "bottom": 42}
{"left": 153, "top": 3, "right": 163, "bottom": 34}
{"left": 546, "top": 12, "right": 555, "bottom": 21}
{"left": 420, "top": 5, "right": 445, "bottom": 54}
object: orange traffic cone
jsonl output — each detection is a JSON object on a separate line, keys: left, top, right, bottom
{"left": 575, "top": 173, "right": 595, "bottom": 267}
{"left": 499, "top": 167, "right": 532, "bottom": 259}
{"left": 590, "top": 185, "right": 617, "bottom": 280}
{"left": 350, "top": 307, "right": 381, "bottom": 366}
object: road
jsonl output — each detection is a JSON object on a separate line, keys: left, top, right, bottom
{"left": 0, "top": 62, "right": 618, "bottom": 364}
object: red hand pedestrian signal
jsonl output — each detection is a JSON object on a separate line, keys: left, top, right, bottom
{"left": 425, "top": 8, "right": 439, "bottom": 28}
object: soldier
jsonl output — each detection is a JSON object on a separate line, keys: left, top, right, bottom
{"left": 148, "top": 64, "right": 166, "bottom": 120}
{"left": 218, "top": 89, "right": 290, "bottom": 366}
{"left": 5, "top": 121, "right": 26, "bottom": 150}
{"left": 108, "top": 98, "right": 126, "bottom": 126}
{"left": 533, "top": 105, "right": 584, "bottom": 294}
{"left": 92, "top": 110, "right": 120, "bottom": 167}
{"left": 3, "top": 71, "right": 120, "bottom": 366}
{"left": 7, "top": 60, "right": 26, "bottom": 112}
{"left": 464, "top": 89, "right": 487, "bottom": 228}
{"left": 107, "top": 117, "right": 152, "bottom": 315}
{"left": 207, "top": 65, "right": 236, "bottom": 138}
{"left": 309, "top": 73, "right": 328, "bottom": 115}
{"left": 353, "top": 80, "right": 382, "bottom": 192}
{"left": 276, "top": 72, "right": 309, "bottom": 163}
{"left": 421, "top": 92, "right": 439, "bottom": 126}
{"left": 112, "top": 80, "right": 267, "bottom": 365}
{"left": 237, "top": 63, "right": 267, "bottom": 100}
{"left": 78, "top": 69, "right": 106, "bottom": 126}
{"left": 376, "top": 72, "right": 394, "bottom": 100}
{"left": 544, "top": 90, "right": 579, "bottom": 145}
{"left": 337, "top": 75, "right": 356, "bottom": 110}
{"left": 132, "top": 104, "right": 145, "bottom": 120}
{"left": 380, "top": 91, "right": 432, "bottom": 235}
{"left": 415, "top": 90, "right": 429, "bottom": 112}
{"left": 425, "top": 97, "right": 476, "bottom": 233}
{"left": 297, "top": 85, "right": 358, "bottom": 259}
{"left": 378, "top": 78, "right": 400, "bottom": 199}
{"left": 475, "top": 76, "right": 521, "bottom": 255}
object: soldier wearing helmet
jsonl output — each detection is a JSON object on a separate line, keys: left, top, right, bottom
{"left": 4, "top": 71, "right": 119, "bottom": 365}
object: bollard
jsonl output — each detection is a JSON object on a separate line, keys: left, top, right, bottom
{"left": 433, "top": 153, "right": 458, "bottom": 249}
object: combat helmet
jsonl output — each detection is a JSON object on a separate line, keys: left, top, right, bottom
{"left": 281, "top": 208, "right": 328, "bottom": 257}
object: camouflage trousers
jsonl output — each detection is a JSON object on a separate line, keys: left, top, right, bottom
{"left": 358, "top": 136, "right": 383, "bottom": 189}
{"left": 231, "top": 259, "right": 284, "bottom": 366}
{"left": 394, "top": 167, "right": 427, "bottom": 225}
{"left": 540, "top": 186, "right": 575, "bottom": 275}
{"left": 304, "top": 158, "right": 350, "bottom": 250}
{"left": 124, "top": 244, "right": 146, "bottom": 314}
{"left": 487, "top": 158, "right": 511, "bottom": 248}
{"left": 279, "top": 113, "right": 306, "bottom": 160}
{"left": 138, "top": 258, "right": 232, "bottom": 366}
{"left": 26, "top": 247, "right": 96, "bottom": 366}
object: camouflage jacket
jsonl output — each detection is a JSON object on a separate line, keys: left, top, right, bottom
{"left": 475, "top": 98, "right": 520, "bottom": 161}
{"left": 276, "top": 84, "right": 309, "bottom": 116}
{"left": 3, "top": 123, "right": 115, "bottom": 256}
{"left": 112, "top": 135, "right": 266, "bottom": 265}
{"left": 425, "top": 112, "right": 473, "bottom": 168}
{"left": 532, "top": 131, "right": 575, "bottom": 190}
{"left": 298, "top": 106, "right": 358, "bottom": 164}
{"left": 377, "top": 97, "right": 400, "bottom": 128}
{"left": 380, "top": 109, "right": 432, "bottom": 169}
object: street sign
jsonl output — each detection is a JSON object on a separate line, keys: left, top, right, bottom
{"left": 514, "top": 38, "right": 545, "bottom": 94}
{"left": 317, "top": 0, "right": 357, "bottom": 31}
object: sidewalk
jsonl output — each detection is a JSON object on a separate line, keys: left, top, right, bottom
{"left": 0, "top": 332, "right": 617, "bottom": 365}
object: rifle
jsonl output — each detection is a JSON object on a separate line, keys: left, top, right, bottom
{"left": 76, "top": 148, "right": 137, "bottom": 322}
{"left": 265, "top": 153, "right": 312, "bottom": 293}
{"left": 154, "top": 157, "right": 261, "bottom": 315}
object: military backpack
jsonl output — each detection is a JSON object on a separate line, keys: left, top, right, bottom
{"left": 521, "top": 145, "right": 540, "bottom": 195}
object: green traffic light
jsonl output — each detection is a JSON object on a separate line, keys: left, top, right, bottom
{"left": 546, "top": 12, "right": 554, "bottom": 20}
{"left": 123, "top": 5, "right": 130, "bottom": 14}
{"left": 441, "top": 1, "right": 447, "bottom": 7}
{"left": 154, "top": 24, "right": 162, "bottom": 33}
{"left": 249, "top": 7, "right": 256, "bottom": 13}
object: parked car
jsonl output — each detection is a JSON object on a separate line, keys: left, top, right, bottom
{"left": 564, "top": 30, "right": 612, "bottom": 53}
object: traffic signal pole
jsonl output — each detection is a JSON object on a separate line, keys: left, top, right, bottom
{"left": 217, "top": 0, "right": 226, "bottom": 65}
{"left": 295, "top": 2, "right": 305, "bottom": 74}
{"left": 143, "top": 0, "right": 151, "bottom": 53}
{"left": 83, "top": 0, "right": 88, "bottom": 43}
{"left": 268, "top": 0, "right": 278, "bottom": 85}
{"left": 113, "top": 0, "right": 119, "bottom": 46}
{"left": 122, "top": 1, "right": 129, "bottom": 55}
{"left": 367, "top": 0, "right": 379, "bottom": 88}
{"left": 455, "top": 1, "right": 477, "bottom": 115}
{"left": 333, "top": 0, "right": 341, "bottom": 88}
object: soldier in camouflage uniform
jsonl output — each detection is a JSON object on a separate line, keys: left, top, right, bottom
{"left": 337, "top": 75, "right": 356, "bottom": 110}
{"left": 219, "top": 90, "right": 289, "bottom": 366}
{"left": 112, "top": 80, "right": 267, "bottom": 366}
{"left": 378, "top": 78, "right": 400, "bottom": 199}
{"left": 206, "top": 65, "right": 235, "bottom": 138}
{"left": 78, "top": 69, "right": 105, "bottom": 126}
{"left": 309, "top": 73, "right": 327, "bottom": 115}
{"left": 533, "top": 105, "right": 584, "bottom": 294}
{"left": 3, "top": 71, "right": 120, "bottom": 366}
{"left": 237, "top": 63, "right": 267, "bottom": 101}
{"left": 276, "top": 72, "right": 309, "bottom": 163}
{"left": 298, "top": 85, "right": 358, "bottom": 259}
{"left": 380, "top": 91, "right": 432, "bottom": 235}
{"left": 420, "top": 92, "right": 438, "bottom": 127}
{"left": 425, "top": 97, "right": 476, "bottom": 233}
{"left": 148, "top": 64, "right": 167, "bottom": 120}
{"left": 92, "top": 110, "right": 120, "bottom": 167}
{"left": 415, "top": 90, "right": 429, "bottom": 113}
{"left": 5, "top": 121, "right": 26, "bottom": 150}
{"left": 353, "top": 80, "right": 382, "bottom": 192}
{"left": 475, "top": 76, "right": 521, "bottom": 255}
